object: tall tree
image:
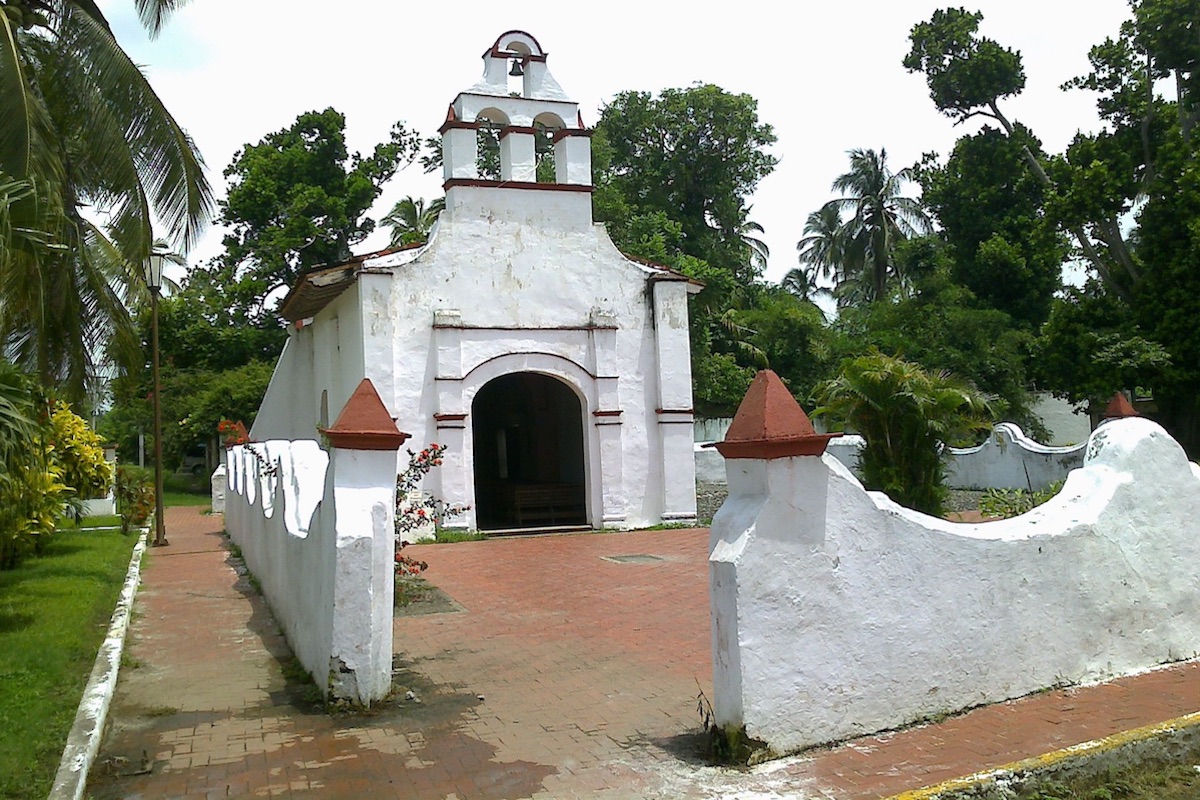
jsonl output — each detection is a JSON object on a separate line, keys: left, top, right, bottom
{"left": 795, "top": 203, "right": 846, "bottom": 285}
{"left": 592, "top": 84, "right": 779, "bottom": 415}
{"left": 906, "top": 4, "right": 1200, "bottom": 454}
{"left": 594, "top": 84, "right": 778, "bottom": 282}
{"left": 821, "top": 148, "right": 931, "bottom": 303}
{"left": 211, "top": 108, "right": 420, "bottom": 321}
{"left": 916, "top": 126, "right": 1067, "bottom": 327}
{"left": 904, "top": 7, "right": 1137, "bottom": 300}
{"left": 0, "top": 0, "right": 213, "bottom": 398}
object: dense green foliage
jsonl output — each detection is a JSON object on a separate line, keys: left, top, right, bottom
{"left": 816, "top": 351, "right": 994, "bottom": 515}
{"left": 0, "top": 1, "right": 211, "bottom": 400}
{"left": 903, "top": 1, "right": 1200, "bottom": 454}
{"left": 49, "top": 401, "right": 111, "bottom": 501}
{"left": 0, "top": 523, "right": 138, "bottom": 798}
{"left": 593, "top": 84, "right": 784, "bottom": 415}
{"left": 201, "top": 108, "right": 420, "bottom": 324}
{"left": 0, "top": 360, "right": 68, "bottom": 569}
{"left": 115, "top": 463, "right": 154, "bottom": 533}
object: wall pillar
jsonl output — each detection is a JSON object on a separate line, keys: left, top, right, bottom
{"left": 653, "top": 278, "right": 698, "bottom": 521}
{"left": 321, "top": 379, "right": 411, "bottom": 705}
{"left": 709, "top": 371, "right": 840, "bottom": 731}
{"left": 553, "top": 130, "right": 592, "bottom": 185}
{"left": 500, "top": 127, "right": 537, "bottom": 182}
{"left": 440, "top": 119, "right": 478, "bottom": 181}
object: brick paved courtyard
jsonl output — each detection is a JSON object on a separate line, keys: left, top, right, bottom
{"left": 89, "top": 506, "right": 1200, "bottom": 799}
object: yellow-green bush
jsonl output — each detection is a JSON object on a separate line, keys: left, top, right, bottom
{"left": 49, "top": 401, "right": 111, "bottom": 499}
{"left": 0, "top": 363, "right": 75, "bottom": 569}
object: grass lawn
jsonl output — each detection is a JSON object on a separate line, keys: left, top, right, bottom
{"left": 163, "top": 490, "right": 210, "bottom": 508}
{"left": 1009, "top": 760, "right": 1200, "bottom": 799}
{"left": 0, "top": 524, "right": 140, "bottom": 799}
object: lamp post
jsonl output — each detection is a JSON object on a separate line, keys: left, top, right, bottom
{"left": 145, "top": 252, "right": 168, "bottom": 547}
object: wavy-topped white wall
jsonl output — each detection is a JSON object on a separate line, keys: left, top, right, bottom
{"left": 710, "top": 418, "right": 1200, "bottom": 754}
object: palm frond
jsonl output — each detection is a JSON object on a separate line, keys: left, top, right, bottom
{"left": 63, "top": 7, "right": 213, "bottom": 251}
{"left": 133, "top": 0, "right": 190, "bottom": 38}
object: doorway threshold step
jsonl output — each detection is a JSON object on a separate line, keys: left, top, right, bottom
{"left": 483, "top": 525, "right": 592, "bottom": 537}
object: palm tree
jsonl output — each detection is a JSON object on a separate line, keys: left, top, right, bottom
{"left": 825, "top": 148, "right": 930, "bottom": 303}
{"left": 780, "top": 264, "right": 833, "bottom": 305}
{"left": 383, "top": 196, "right": 445, "bottom": 247}
{"left": 736, "top": 210, "right": 770, "bottom": 274}
{"left": 816, "top": 350, "right": 993, "bottom": 515}
{"left": 795, "top": 203, "right": 848, "bottom": 283}
{"left": 0, "top": 1, "right": 212, "bottom": 398}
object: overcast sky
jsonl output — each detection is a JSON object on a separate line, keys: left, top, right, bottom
{"left": 98, "top": 0, "right": 1134, "bottom": 285}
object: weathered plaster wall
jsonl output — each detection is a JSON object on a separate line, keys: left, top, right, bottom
{"left": 710, "top": 418, "right": 1200, "bottom": 754}
{"left": 945, "top": 423, "right": 1086, "bottom": 490}
{"left": 1032, "top": 392, "right": 1093, "bottom": 446}
{"left": 224, "top": 439, "right": 395, "bottom": 704}
{"left": 368, "top": 189, "right": 695, "bottom": 530}
{"left": 697, "top": 424, "right": 1085, "bottom": 492}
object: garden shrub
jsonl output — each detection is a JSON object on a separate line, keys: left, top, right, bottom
{"left": 0, "top": 361, "right": 68, "bottom": 569}
{"left": 115, "top": 464, "right": 154, "bottom": 534}
{"left": 816, "top": 350, "right": 994, "bottom": 516}
{"left": 49, "top": 401, "right": 112, "bottom": 500}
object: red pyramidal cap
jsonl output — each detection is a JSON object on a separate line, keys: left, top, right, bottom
{"left": 715, "top": 370, "right": 840, "bottom": 460}
{"left": 1103, "top": 392, "right": 1139, "bottom": 419}
{"left": 322, "top": 379, "right": 412, "bottom": 451}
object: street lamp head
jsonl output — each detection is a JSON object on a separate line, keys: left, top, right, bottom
{"left": 145, "top": 252, "right": 166, "bottom": 292}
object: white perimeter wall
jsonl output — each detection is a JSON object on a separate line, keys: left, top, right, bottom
{"left": 224, "top": 440, "right": 395, "bottom": 705}
{"left": 697, "top": 423, "right": 1086, "bottom": 492}
{"left": 710, "top": 418, "right": 1200, "bottom": 754}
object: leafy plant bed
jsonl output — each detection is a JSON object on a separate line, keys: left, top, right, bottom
{"left": 0, "top": 525, "right": 139, "bottom": 799}
{"left": 394, "top": 575, "right": 460, "bottom": 617}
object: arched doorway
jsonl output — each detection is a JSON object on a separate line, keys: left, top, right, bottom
{"left": 471, "top": 372, "right": 587, "bottom": 530}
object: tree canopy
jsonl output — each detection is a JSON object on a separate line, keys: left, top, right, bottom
{"left": 211, "top": 108, "right": 420, "bottom": 322}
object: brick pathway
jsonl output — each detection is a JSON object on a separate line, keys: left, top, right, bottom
{"left": 89, "top": 506, "right": 1200, "bottom": 799}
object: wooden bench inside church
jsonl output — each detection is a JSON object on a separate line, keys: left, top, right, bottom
{"left": 510, "top": 482, "right": 585, "bottom": 526}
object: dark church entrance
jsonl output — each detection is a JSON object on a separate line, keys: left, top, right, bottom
{"left": 471, "top": 372, "right": 588, "bottom": 530}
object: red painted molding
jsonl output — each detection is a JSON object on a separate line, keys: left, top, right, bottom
{"left": 443, "top": 178, "right": 593, "bottom": 193}
{"left": 551, "top": 128, "right": 594, "bottom": 143}
{"left": 593, "top": 410, "right": 623, "bottom": 417}
{"left": 499, "top": 125, "right": 539, "bottom": 140}
{"left": 438, "top": 119, "right": 478, "bottom": 135}
{"left": 434, "top": 413, "right": 468, "bottom": 421}
{"left": 656, "top": 408, "right": 694, "bottom": 415}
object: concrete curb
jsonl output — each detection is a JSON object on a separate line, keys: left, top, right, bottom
{"left": 888, "top": 710, "right": 1200, "bottom": 799}
{"left": 48, "top": 529, "right": 149, "bottom": 800}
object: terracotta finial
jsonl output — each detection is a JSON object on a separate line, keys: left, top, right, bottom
{"left": 321, "top": 379, "right": 411, "bottom": 451}
{"left": 1103, "top": 392, "right": 1139, "bottom": 419}
{"left": 715, "top": 370, "right": 840, "bottom": 460}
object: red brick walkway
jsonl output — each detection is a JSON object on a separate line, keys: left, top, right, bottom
{"left": 89, "top": 506, "right": 1200, "bottom": 798}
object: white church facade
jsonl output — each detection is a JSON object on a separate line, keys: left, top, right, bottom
{"left": 250, "top": 30, "right": 699, "bottom": 532}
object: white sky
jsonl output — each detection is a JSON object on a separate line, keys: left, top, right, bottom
{"left": 99, "top": 0, "right": 1134, "bottom": 286}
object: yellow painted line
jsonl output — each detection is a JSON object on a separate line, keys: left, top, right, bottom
{"left": 886, "top": 710, "right": 1200, "bottom": 799}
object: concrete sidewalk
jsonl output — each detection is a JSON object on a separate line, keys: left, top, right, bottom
{"left": 89, "top": 505, "right": 1200, "bottom": 799}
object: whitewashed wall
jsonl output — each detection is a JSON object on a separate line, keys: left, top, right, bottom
{"left": 710, "top": 418, "right": 1200, "bottom": 754}
{"left": 224, "top": 440, "right": 395, "bottom": 705}
{"left": 697, "top": 423, "right": 1086, "bottom": 492}
{"left": 252, "top": 190, "right": 699, "bottom": 530}
{"left": 945, "top": 423, "right": 1086, "bottom": 490}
